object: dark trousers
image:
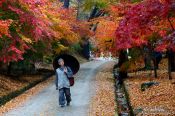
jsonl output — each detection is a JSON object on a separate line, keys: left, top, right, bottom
{"left": 59, "top": 88, "right": 71, "bottom": 106}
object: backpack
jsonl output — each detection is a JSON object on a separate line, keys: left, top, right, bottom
{"left": 68, "top": 77, "right": 74, "bottom": 86}
{"left": 65, "top": 66, "right": 75, "bottom": 86}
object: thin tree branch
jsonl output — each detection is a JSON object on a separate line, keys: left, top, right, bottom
{"left": 167, "top": 16, "right": 175, "bottom": 31}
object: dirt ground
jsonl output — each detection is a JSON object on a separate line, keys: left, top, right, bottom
{"left": 0, "top": 75, "right": 43, "bottom": 97}
{"left": 89, "top": 61, "right": 117, "bottom": 116}
{"left": 125, "top": 58, "right": 175, "bottom": 116}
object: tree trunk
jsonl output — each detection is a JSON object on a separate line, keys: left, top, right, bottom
{"left": 118, "top": 50, "right": 128, "bottom": 84}
{"left": 143, "top": 46, "right": 152, "bottom": 70}
{"left": 153, "top": 58, "right": 158, "bottom": 78}
{"left": 82, "top": 39, "right": 90, "bottom": 60}
{"left": 168, "top": 50, "right": 175, "bottom": 80}
{"left": 76, "top": 0, "right": 80, "bottom": 20}
{"left": 7, "top": 62, "right": 12, "bottom": 75}
{"left": 89, "top": 5, "right": 98, "bottom": 20}
{"left": 63, "top": 0, "right": 70, "bottom": 8}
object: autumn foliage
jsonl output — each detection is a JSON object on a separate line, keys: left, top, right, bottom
{"left": 1, "top": 0, "right": 175, "bottom": 63}
{"left": 90, "top": 3, "right": 128, "bottom": 52}
{"left": 115, "top": 0, "right": 175, "bottom": 51}
{"left": 0, "top": 0, "right": 90, "bottom": 63}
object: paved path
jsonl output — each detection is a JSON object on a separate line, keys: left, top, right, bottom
{"left": 4, "top": 61, "right": 109, "bottom": 116}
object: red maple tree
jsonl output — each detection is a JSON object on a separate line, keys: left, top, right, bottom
{"left": 115, "top": 0, "right": 175, "bottom": 51}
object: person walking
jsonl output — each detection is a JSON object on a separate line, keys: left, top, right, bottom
{"left": 55, "top": 58, "right": 73, "bottom": 107}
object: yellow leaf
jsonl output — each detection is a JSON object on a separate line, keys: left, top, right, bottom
{"left": 20, "top": 34, "right": 33, "bottom": 43}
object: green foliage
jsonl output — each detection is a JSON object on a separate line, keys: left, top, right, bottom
{"left": 70, "top": 43, "right": 82, "bottom": 53}
{"left": 0, "top": 36, "right": 12, "bottom": 50}
{"left": 89, "top": 42, "right": 94, "bottom": 51}
{"left": 147, "top": 32, "right": 161, "bottom": 44}
{"left": 130, "top": 0, "right": 143, "bottom": 3}
{"left": 0, "top": 8, "right": 19, "bottom": 20}
{"left": 83, "top": 0, "right": 112, "bottom": 11}
{"left": 128, "top": 48, "right": 143, "bottom": 60}
{"left": 43, "top": 55, "right": 53, "bottom": 64}
{"left": 24, "top": 41, "right": 49, "bottom": 62}
{"left": 9, "top": 22, "right": 18, "bottom": 34}
{"left": 51, "top": 41, "right": 59, "bottom": 50}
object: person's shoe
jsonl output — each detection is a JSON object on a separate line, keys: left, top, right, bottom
{"left": 67, "top": 102, "right": 70, "bottom": 106}
{"left": 60, "top": 105, "right": 65, "bottom": 108}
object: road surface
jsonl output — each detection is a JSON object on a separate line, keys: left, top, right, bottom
{"left": 4, "top": 61, "right": 109, "bottom": 116}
